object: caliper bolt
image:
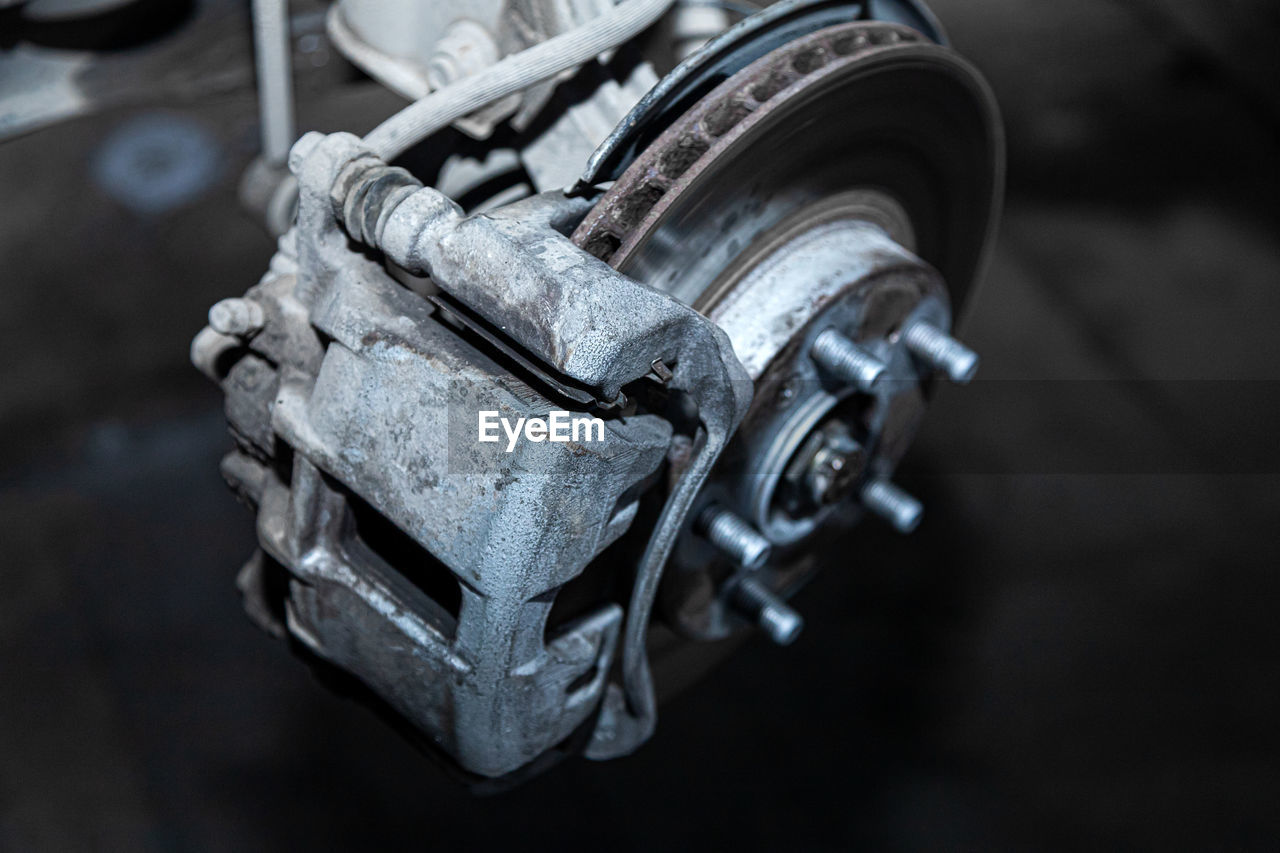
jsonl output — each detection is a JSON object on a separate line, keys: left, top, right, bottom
{"left": 902, "top": 320, "right": 980, "bottom": 384}
{"left": 208, "top": 298, "right": 266, "bottom": 338}
{"left": 811, "top": 329, "right": 888, "bottom": 392}
{"left": 699, "top": 505, "right": 772, "bottom": 570}
{"left": 861, "top": 479, "right": 924, "bottom": 533}
{"left": 732, "top": 576, "right": 804, "bottom": 646}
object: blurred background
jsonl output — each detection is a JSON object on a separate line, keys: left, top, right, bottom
{"left": 1, "top": 0, "right": 1278, "bottom": 849}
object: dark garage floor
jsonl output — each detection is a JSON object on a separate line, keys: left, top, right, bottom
{"left": 1, "top": 1, "right": 1278, "bottom": 850}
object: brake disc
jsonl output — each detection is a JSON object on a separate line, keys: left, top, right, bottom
{"left": 572, "top": 19, "right": 1002, "bottom": 641}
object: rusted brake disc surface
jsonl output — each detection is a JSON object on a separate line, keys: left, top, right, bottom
{"left": 570, "top": 20, "right": 1003, "bottom": 314}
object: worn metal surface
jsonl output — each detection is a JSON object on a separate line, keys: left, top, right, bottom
{"left": 193, "top": 126, "right": 752, "bottom": 775}
{"left": 191, "top": 0, "right": 1000, "bottom": 780}
{"left": 572, "top": 19, "right": 1003, "bottom": 303}
{"left": 298, "top": 131, "right": 753, "bottom": 760}
{"left": 197, "top": 245, "right": 669, "bottom": 778}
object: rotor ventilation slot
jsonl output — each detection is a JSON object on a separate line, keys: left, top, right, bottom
{"left": 790, "top": 46, "right": 829, "bottom": 74}
{"left": 572, "top": 22, "right": 923, "bottom": 267}
{"left": 830, "top": 32, "right": 869, "bottom": 55}
{"left": 658, "top": 136, "right": 710, "bottom": 179}
{"left": 583, "top": 231, "right": 622, "bottom": 262}
{"left": 704, "top": 98, "right": 754, "bottom": 138}
{"left": 612, "top": 180, "right": 667, "bottom": 228}
{"left": 751, "top": 69, "right": 793, "bottom": 103}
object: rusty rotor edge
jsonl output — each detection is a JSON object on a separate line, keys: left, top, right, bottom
{"left": 569, "top": 20, "right": 928, "bottom": 269}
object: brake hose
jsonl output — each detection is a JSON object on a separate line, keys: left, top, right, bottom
{"left": 363, "top": 0, "right": 678, "bottom": 160}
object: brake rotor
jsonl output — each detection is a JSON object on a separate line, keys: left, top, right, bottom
{"left": 571, "top": 19, "right": 1003, "bottom": 312}
{"left": 571, "top": 19, "right": 1002, "bottom": 644}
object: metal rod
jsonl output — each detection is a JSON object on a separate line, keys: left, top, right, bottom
{"left": 252, "top": 0, "right": 297, "bottom": 166}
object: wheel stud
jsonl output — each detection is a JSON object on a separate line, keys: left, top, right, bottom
{"left": 902, "top": 320, "right": 979, "bottom": 384}
{"left": 731, "top": 576, "right": 803, "bottom": 645}
{"left": 699, "top": 505, "right": 772, "bottom": 570}
{"left": 861, "top": 479, "right": 923, "bottom": 533}
{"left": 811, "top": 329, "right": 888, "bottom": 393}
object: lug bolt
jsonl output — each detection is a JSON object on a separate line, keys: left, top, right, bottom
{"left": 861, "top": 479, "right": 923, "bottom": 533}
{"left": 811, "top": 329, "right": 888, "bottom": 392}
{"left": 208, "top": 298, "right": 266, "bottom": 338}
{"left": 902, "top": 320, "right": 979, "bottom": 384}
{"left": 732, "top": 576, "right": 804, "bottom": 645}
{"left": 699, "top": 505, "right": 772, "bottom": 570}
